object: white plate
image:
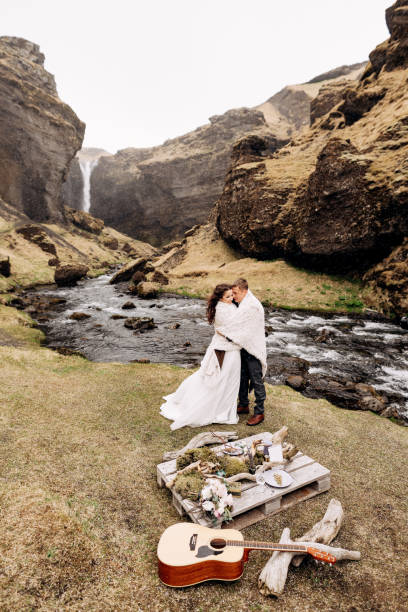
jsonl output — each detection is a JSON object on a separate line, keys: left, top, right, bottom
{"left": 264, "top": 469, "right": 294, "bottom": 488}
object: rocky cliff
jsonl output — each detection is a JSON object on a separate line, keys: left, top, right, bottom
{"left": 88, "top": 109, "right": 284, "bottom": 246}
{"left": 216, "top": 0, "right": 408, "bottom": 313}
{"left": 0, "top": 37, "right": 85, "bottom": 223}
{"left": 63, "top": 63, "right": 364, "bottom": 246}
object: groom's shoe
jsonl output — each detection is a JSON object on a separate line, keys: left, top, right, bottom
{"left": 247, "top": 414, "right": 264, "bottom": 426}
{"left": 237, "top": 405, "right": 249, "bottom": 414}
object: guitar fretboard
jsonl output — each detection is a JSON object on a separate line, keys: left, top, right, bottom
{"left": 225, "top": 540, "right": 307, "bottom": 552}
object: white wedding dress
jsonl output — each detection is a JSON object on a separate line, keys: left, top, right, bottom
{"left": 160, "top": 302, "right": 241, "bottom": 430}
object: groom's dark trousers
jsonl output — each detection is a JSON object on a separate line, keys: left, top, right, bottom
{"left": 238, "top": 348, "right": 266, "bottom": 416}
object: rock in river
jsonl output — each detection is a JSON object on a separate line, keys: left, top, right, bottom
{"left": 109, "top": 258, "right": 150, "bottom": 284}
{"left": 69, "top": 312, "right": 91, "bottom": 321}
{"left": 123, "top": 317, "right": 156, "bottom": 332}
{"left": 55, "top": 264, "right": 89, "bottom": 286}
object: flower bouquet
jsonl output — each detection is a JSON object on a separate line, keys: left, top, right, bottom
{"left": 200, "top": 478, "right": 234, "bottom": 525}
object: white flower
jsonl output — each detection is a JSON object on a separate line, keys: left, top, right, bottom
{"left": 202, "top": 500, "right": 215, "bottom": 512}
{"left": 200, "top": 486, "right": 212, "bottom": 500}
{"left": 225, "top": 494, "right": 234, "bottom": 506}
{"left": 217, "top": 501, "right": 225, "bottom": 515}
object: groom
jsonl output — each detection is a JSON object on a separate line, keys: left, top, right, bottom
{"left": 217, "top": 278, "right": 267, "bottom": 426}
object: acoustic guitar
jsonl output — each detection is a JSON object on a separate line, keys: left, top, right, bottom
{"left": 157, "top": 522, "right": 336, "bottom": 587}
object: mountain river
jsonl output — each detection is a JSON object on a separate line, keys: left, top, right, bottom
{"left": 25, "top": 273, "right": 408, "bottom": 423}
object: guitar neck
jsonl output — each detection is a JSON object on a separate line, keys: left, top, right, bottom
{"left": 226, "top": 539, "right": 308, "bottom": 553}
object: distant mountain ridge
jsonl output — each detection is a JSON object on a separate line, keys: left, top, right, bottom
{"left": 62, "top": 62, "right": 365, "bottom": 245}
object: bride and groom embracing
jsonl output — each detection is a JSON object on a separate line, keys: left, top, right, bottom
{"left": 160, "top": 278, "right": 267, "bottom": 430}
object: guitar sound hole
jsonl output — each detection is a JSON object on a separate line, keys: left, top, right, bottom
{"left": 210, "top": 538, "right": 226, "bottom": 549}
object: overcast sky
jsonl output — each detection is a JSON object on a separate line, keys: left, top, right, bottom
{"left": 1, "top": 0, "right": 392, "bottom": 153}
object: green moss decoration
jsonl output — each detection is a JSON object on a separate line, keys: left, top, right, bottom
{"left": 176, "top": 447, "right": 219, "bottom": 470}
{"left": 218, "top": 456, "right": 247, "bottom": 476}
{"left": 175, "top": 446, "right": 266, "bottom": 481}
{"left": 173, "top": 472, "right": 206, "bottom": 501}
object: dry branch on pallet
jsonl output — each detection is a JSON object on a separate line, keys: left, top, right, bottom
{"left": 258, "top": 498, "right": 359, "bottom": 596}
{"left": 163, "top": 431, "right": 238, "bottom": 461}
{"left": 271, "top": 426, "right": 288, "bottom": 444}
{"left": 166, "top": 460, "right": 219, "bottom": 489}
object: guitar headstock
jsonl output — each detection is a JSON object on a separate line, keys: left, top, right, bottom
{"left": 307, "top": 547, "right": 336, "bottom": 565}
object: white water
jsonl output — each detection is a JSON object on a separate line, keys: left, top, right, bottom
{"left": 79, "top": 158, "right": 99, "bottom": 212}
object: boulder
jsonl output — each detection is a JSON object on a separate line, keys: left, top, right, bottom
{"left": 55, "top": 263, "right": 88, "bottom": 286}
{"left": 121, "top": 301, "right": 135, "bottom": 309}
{"left": 69, "top": 312, "right": 91, "bottom": 321}
{"left": 136, "top": 282, "right": 160, "bottom": 299}
{"left": 123, "top": 317, "right": 155, "bottom": 331}
{"left": 127, "top": 270, "right": 147, "bottom": 294}
{"left": 364, "top": 238, "right": 408, "bottom": 316}
{"left": 64, "top": 206, "right": 104, "bottom": 235}
{"left": 55, "top": 347, "right": 87, "bottom": 358}
{"left": 109, "top": 258, "right": 148, "bottom": 284}
{"left": 103, "top": 236, "right": 118, "bottom": 250}
{"left": 285, "top": 375, "right": 306, "bottom": 390}
{"left": 154, "top": 246, "right": 186, "bottom": 273}
{"left": 0, "top": 256, "right": 10, "bottom": 277}
{"left": 151, "top": 270, "right": 169, "bottom": 285}
{"left": 131, "top": 270, "right": 147, "bottom": 284}
{"left": 131, "top": 358, "right": 151, "bottom": 364}
{"left": 15, "top": 224, "right": 57, "bottom": 256}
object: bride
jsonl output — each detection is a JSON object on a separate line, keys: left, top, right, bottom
{"left": 160, "top": 284, "right": 241, "bottom": 430}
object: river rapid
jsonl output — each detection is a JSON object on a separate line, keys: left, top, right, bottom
{"left": 25, "top": 274, "right": 408, "bottom": 423}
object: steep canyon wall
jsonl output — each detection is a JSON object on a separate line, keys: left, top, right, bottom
{"left": 0, "top": 37, "right": 85, "bottom": 223}
{"left": 63, "top": 64, "right": 364, "bottom": 246}
{"left": 215, "top": 0, "right": 408, "bottom": 313}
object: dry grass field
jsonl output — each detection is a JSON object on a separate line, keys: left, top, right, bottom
{"left": 161, "top": 225, "right": 376, "bottom": 314}
{"left": 0, "top": 305, "right": 407, "bottom": 612}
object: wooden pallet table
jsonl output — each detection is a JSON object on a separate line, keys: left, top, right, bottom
{"left": 157, "top": 432, "right": 331, "bottom": 530}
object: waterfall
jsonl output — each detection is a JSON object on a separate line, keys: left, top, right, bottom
{"left": 79, "top": 158, "right": 99, "bottom": 213}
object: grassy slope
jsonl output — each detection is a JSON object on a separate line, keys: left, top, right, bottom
{"left": 0, "top": 207, "right": 155, "bottom": 294}
{"left": 158, "top": 225, "right": 377, "bottom": 314}
{"left": 0, "top": 306, "right": 407, "bottom": 611}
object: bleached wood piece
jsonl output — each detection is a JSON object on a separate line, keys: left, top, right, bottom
{"left": 259, "top": 532, "right": 360, "bottom": 596}
{"left": 258, "top": 499, "right": 358, "bottom": 597}
{"left": 226, "top": 472, "right": 257, "bottom": 483}
{"left": 259, "top": 528, "right": 293, "bottom": 597}
{"left": 163, "top": 431, "right": 238, "bottom": 461}
{"left": 282, "top": 442, "right": 298, "bottom": 461}
{"left": 271, "top": 426, "right": 288, "bottom": 444}
{"left": 166, "top": 460, "right": 218, "bottom": 489}
{"left": 291, "top": 498, "right": 344, "bottom": 566}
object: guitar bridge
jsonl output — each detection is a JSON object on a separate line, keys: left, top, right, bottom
{"left": 189, "top": 533, "right": 198, "bottom": 551}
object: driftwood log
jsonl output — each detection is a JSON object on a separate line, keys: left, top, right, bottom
{"left": 163, "top": 431, "right": 238, "bottom": 461}
{"left": 292, "top": 497, "right": 344, "bottom": 567}
{"left": 163, "top": 426, "right": 289, "bottom": 462}
{"left": 258, "top": 499, "right": 360, "bottom": 597}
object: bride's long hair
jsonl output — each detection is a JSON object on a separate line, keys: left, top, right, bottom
{"left": 206, "top": 283, "right": 231, "bottom": 324}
